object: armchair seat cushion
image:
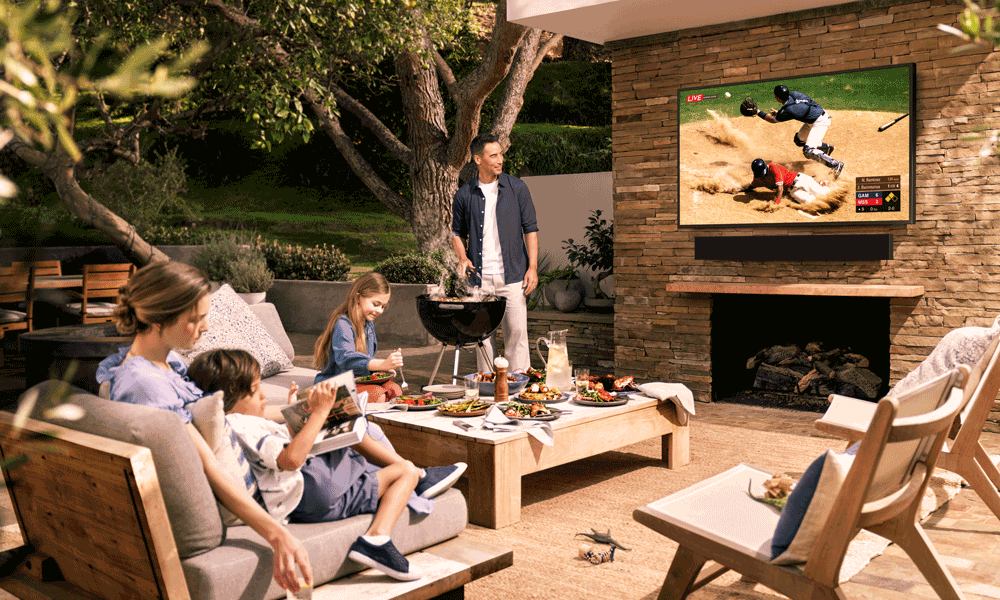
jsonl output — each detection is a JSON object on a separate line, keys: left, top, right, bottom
{"left": 0, "top": 309, "right": 26, "bottom": 323}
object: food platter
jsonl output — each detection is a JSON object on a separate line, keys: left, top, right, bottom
{"left": 514, "top": 390, "right": 572, "bottom": 404}
{"left": 497, "top": 402, "right": 567, "bottom": 421}
{"left": 393, "top": 395, "right": 445, "bottom": 411}
{"left": 436, "top": 400, "right": 493, "bottom": 417}
{"left": 356, "top": 371, "right": 392, "bottom": 385}
{"left": 572, "top": 394, "right": 628, "bottom": 407}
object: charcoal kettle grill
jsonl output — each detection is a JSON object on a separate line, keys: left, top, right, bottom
{"left": 416, "top": 294, "right": 507, "bottom": 385}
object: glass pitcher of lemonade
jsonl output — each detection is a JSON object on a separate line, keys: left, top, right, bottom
{"left": 536, "top": 329, "right": 572, "bottom": 393}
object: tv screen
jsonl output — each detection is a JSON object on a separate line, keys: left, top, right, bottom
{"left": 677, "top": 64, "right": 915, "bottom": 228}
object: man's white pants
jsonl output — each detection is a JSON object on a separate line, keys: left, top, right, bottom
{"left": 797, "top": 111, "right": 832, "bottom": 148}
{"left": 478, "top": 273, "right": 530, "bottom": 372}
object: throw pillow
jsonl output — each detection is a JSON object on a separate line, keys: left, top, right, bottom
{"left": 889, "top": 316, "right": 1000, "bottom": 398}
{"left": 189, "top": 391, "right": 262, "bottom": 527}
{"left": 770, "top": 446, "right": 857, "bottom": 564}
{"left": 177, "top": 284, "right": 292, "bottom": 377}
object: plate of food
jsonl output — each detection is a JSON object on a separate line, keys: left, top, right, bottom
{"left": 436, "top": 399, "right": 494, "bottom": 417}
{"left": 498, "top": 401, "right": 566, "bottom": 421}
{"left": 516, "top": 384, "right": 571, "bottom": 404}
{"left": 393, "top": 393, "right": 445, "bottom": 410}
{"left": 356, "top": 371, "right": 393, "bottom": 385}
{"left": 522, "top": 367, "right": 546, "bottom": 383}
{"left": 579, "top": 374, "right": 640, "bottom": 394}
{"left": 573, "top": 387, "right": 628, "bottom": 407}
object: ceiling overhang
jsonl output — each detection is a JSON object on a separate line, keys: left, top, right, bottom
{"left": 508, "top": 0, "right": 855, "bottom": 44}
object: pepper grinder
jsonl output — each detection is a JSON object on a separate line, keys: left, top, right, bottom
{"left": 494, "top": 356, "right": 509, "bottom": 403}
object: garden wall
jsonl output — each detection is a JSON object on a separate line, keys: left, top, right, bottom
{"left": 607, "top": 0, "right": 1000, "bottom": 414}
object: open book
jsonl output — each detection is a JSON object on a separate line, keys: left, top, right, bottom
{"left": 280, "top": 370, "right": 368, "bottom": 457}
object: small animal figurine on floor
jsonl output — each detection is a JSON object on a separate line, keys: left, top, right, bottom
{"left": 578, "top": 543, "right": 616, "bottom": 564}
{"left": 575, "top": 528, "right": 631, "bottom": 551}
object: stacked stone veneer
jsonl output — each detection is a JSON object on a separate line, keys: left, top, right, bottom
{"left": 607, "top": 0, "right": 1000, "bottom": 425}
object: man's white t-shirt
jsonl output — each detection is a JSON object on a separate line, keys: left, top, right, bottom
{"left": 479, "top": 179, "right": 504, "bottom": 276}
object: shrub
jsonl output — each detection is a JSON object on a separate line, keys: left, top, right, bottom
{"left": 257, "top": 238, "right": 351, "bottom": 281}
{"left": 505, "top": 126, "right": 612, "bottom": 176}
{"left": 375, "top": 251, "right": 448, "bottom": 285}
{"left": 191, "top": 233, "right": 274, "bottom": 293}
{"left": 86, "top": 146, "right": 196, "bottom": 230}
{"left": 140, "top": 225, "right": 215, "bottom": 245}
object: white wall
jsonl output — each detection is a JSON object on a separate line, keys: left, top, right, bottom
{"left": 522, "top": 171, "right": 612, "bottom": 296}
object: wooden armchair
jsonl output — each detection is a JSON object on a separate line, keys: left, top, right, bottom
{"left": 815, "top": 332, "right": 1000, "bottom": 523}
{"left": 634, "top": 366, "right": 970, "bottom": 600}
{"left": 64, "top": 263, "right": 135, "bottom": 324}
{"left": 12, "top": 259, "right": 61, "bottom": 277}
{"left": 0, "top": 265, "right": 35, "bottom": 367}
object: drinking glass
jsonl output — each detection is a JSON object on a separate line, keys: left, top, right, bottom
{"left": 463, "top": 375, "right": 480, "bottom": 401}
{"left": 575, "top": 368, "right": 590, "bottom": 394}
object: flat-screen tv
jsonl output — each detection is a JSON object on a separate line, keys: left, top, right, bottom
{"left": 677, "top": 63, "right": 915, "bottom": 228}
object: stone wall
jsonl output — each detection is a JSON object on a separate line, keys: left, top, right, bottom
{"left": 607, "top": 0, "right": 1000, "bottom": 404}
{"left": 494, "top": 309, "right": 616, "bottom": 373}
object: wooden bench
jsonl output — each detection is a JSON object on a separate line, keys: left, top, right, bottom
{"left": 0, "top": 411, "right": 511, "bottom": 600}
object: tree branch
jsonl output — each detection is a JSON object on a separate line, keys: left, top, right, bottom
{"left": 331, "top": 84, "right": 411, "bottom": 166}
{"left": 432, "top": 47, "right": 459, "bottom": 102}
{"left": 491, "top": 32, "right": 563, "bottom": 148}
{"left": 300, "top": 90, "right": 411, "bottom": 220}
{"left": 446, "top": 1, "right": 529, "bottom": 167}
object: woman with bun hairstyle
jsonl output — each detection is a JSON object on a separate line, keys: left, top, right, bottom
{"left": 313, "top": 272, "right": 404, "bottom": 403}
{"left": 95, "top": 261, "right": 313, "bottom": 594}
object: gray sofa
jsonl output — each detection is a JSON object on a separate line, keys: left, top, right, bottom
{"left": 18, "top": 302, "right": 472, "bottom": 600}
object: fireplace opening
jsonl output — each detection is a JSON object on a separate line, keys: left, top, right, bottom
{"left": 711, "top": 294, "right": 890, "bottom": 409}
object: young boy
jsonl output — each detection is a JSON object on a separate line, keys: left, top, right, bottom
{"left": 187, "top": 349, "right": 466, "bottom": 581}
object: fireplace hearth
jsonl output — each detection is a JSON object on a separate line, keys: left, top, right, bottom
{"left": 711, "top": 294, "right": 889, "bottom": 410}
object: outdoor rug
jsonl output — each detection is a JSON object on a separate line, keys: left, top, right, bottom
{"left": 461, "top": 421, "right": 967, "bottom": 600}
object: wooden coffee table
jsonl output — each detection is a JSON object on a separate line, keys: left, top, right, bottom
{"left": 370, "top": 394, "right": 690, "bottom": 528}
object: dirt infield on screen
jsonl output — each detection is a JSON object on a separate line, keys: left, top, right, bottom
{"left": 678, "top": 68, "right": 912, "bottom": 227}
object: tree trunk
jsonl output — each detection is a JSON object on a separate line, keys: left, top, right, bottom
{"left": 9, "top": 139, "right": 168, "bottom": 265}
{"left": 396, "top": 44, "right": 457, "bottom": 253}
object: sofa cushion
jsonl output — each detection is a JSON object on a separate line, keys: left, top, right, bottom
{"left": 262, "top": 365, "right": 322, "bottom": 404}
{"left": 249, "top": 302, "right": 295, "bottom": 363}
{"left": 190, "top": 391, "right": 263, "bottom": 527}
{"left": 177, "top": 284, "right": 293, "bottom": 377}
{"left": 24, "top": 381, "right": 224, "bottom": 558}
{"left": 181, "top": 487, "right": 468, "bottom": 600}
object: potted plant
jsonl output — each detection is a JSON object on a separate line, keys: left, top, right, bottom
{"left": 192, "top": 233, "right": 274, "bottom": 303}
{"left": 540, "top": 264, "right": 585, "bottom": 312}
{"left": 563, "top": 209, "right": 614, "bottom": 310}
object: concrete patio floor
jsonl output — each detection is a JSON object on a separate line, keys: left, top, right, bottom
{"left": 1, "top": 333, "right": 999, "bottom": 598}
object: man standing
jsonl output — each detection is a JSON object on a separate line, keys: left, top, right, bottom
{"left": 745, "top": 84, "right": 845, "bottom": 180}
{"left": 452, "top": 133, "right": 539, "bottom": 372}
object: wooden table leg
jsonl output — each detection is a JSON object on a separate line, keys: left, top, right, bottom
{"left": 467, "top": 440, "right": 522, "bottom": 528}
{"left": 662, "top": 426, "right": 690, "bottom": 469}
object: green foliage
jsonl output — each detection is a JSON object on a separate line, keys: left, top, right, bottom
{"left": 505, "top": 125, "right": 611, "bottom": 176}
{"left": 0, "top": 0, "right": 207, "bottom": 166}
{"left": 256, "top": 238, "right": 351, "bottom": 282}
{"left": 374, "top": 250, "right": 455, "bottom": 286}
{"left": 938, "top": 0, "right": 1000, "bottom": 48}
{"left": 515, "top": 61, "right": 611, "bottom": 127}
{"left": 563, "top": 210, "right": 613, "bottom": 299}
{"left": 139, "top": 225, "right": 215, "bottom": 245}
{"left": 191, "top": 233, "right": 274, "bottom": 293}
{"left": 86, "top": 147, "right": 195, "bottom": 231}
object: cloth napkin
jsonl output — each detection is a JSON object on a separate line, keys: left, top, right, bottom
{"left": 637, "top": 382, "right": 696, "bottom": 426}
{"left": 483, "top": 405, "right": 554, "bottom": 446}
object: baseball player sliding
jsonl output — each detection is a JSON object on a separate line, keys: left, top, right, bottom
{"left": 744, "top": 158, "right": 830, "bottom": 205}
{"left": 741, "top": 85, "right": 846, "bottom": 180}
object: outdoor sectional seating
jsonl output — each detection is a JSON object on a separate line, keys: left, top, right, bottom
{"left": 0, "top": 289, "right": 511, "bottom": 600}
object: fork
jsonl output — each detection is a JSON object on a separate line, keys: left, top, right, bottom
{"left": 397, "top": 348, "right": 409, "bottom": 392}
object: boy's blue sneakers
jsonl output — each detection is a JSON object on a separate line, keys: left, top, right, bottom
{"left": 415, "top": 463, "right": 467, "bottom": 499}
{"left": 348, "top": 537, "right": 422, "bottom": 581}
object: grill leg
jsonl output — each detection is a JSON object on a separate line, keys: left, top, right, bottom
{"left": 476, "top": 342, "right": 493, "bottom": 369}
{"left": 452, "top": 346, "right": 462, "bottom": 385}
{"left": 427, "top": 344, "right": 448, "bottom": 387}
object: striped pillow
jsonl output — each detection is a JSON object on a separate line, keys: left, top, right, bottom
{"left": 189, "top": 391, "right": 264, "bottom": 526}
